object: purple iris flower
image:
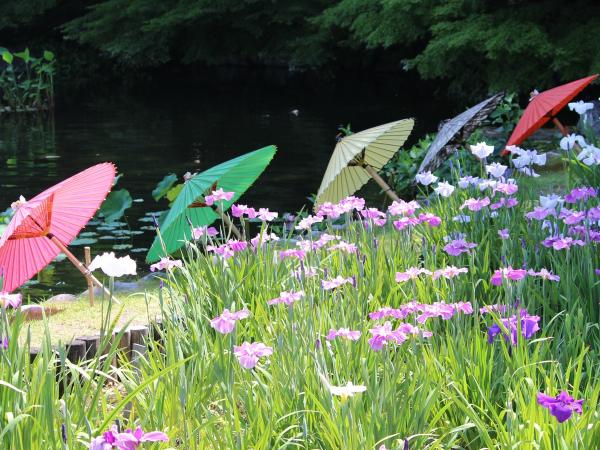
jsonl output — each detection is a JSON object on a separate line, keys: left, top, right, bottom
{"left": 537, "top": 391, "right": 583, "bottom": 423}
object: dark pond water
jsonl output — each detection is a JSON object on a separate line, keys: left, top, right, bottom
{"left": 0, "top": 72, "right": 452, "bottom": 297}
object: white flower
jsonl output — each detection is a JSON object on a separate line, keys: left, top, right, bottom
{"left": 415, "top": 171, "right": 438, "bottom": 186}
{"left": 485, "top": 162, "right": 508, "bottom": 178}
{"left": 434, "top": 181, "right": 455, "bottom": 197}
{"left": 478, "top": 180, "right": 497, "bottom": 191}
{"left": 505, "top": 145, "right": 524, "bottom": 156}
{"left": 470, "top": 142, "right": 494, "bottom": 159}
{"left": 518, "top": 167, "right": 540, "bottom": 177}
{"left": 560, "top": 134, "right": 587, "bottom": 151}
{"left": 10, "top": 195, "right": 26, "bottom": 211}
{"left": 88, "top": 252, "right": 137, "bottom": 277}
{"left": 539, "top": 194, "right": 564, "bottom": 209}
{"left": 577, "top": 144, "right": 600, "bottom": 166}
{"left": 568, "top": 100, "right": 594, "bottom": 115}
{"left": 457, "top": 176, "right": 481, "bottom": 189}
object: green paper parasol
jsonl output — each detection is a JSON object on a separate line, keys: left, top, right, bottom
{"left": 146, "top": 145, "right": 277, "bottom": 262}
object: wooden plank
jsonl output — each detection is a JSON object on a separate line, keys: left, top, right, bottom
{"left": 79, "top": 335, "right": 101, "bottom": 359}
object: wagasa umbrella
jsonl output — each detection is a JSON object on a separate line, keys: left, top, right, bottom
{"left": 418, "top": 93, "right": 505, "bottom": 175}
{"left": 502, "top": 74, "right": 598, "bottom": 155}
{"left": 146, "top": 145, "right": 277, "bottom": 263}
{"left": 0, "top": 163, "right": 116, "bottom": 298}
{"left": 315, "top": 119, "right": 414, "bottom": 207}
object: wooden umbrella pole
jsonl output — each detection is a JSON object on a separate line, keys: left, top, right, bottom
{"left": 552, "top": 117, "right": 570, "bottom": 137}
{"left": 552, "top": 117, "right": 584, "bottom": 151}
{"left": 47, "top": 235, "right": 117, "bottom": 302}
{"left": 214, "top": 206, "right": 243, "bottom": 240}
{"left": 84, "top": 246, "right": 94, "bottom": 306}
{"left": 363, "top": 164, "right": 401, "bottom": 202}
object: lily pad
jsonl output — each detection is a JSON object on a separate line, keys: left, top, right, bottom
{"left": 139, "top": 226, "right": 155, "bottom": 231}
{"left": 152, "top": 173, "right": 178, "bottom": 201}
{"left": 133, "top": 198, "right": 144, "bottom": 203}
{"left": 79, "top": 231, "right": 98, "bottom": 237}
{"left": 54, "top": 253, "right": 67, "bottom": 262}
{"left": 70, "top": 238, "right": 98, "bottom": 246}
{"left": 98, "top": 189, "right": 133, "bottom": 223}
{"left": 112, "top": 244, "right": 133, "bottom": 250}
{"left": 131, "top": 247, "right": 149, "bottom": 253}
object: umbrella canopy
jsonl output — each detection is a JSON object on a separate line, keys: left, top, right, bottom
{"left": 315, "top": 119, "right": 414, "bottom": 207}
{"left": 418, "top": 93, "right": 505, "bottom": 174}
{"left": 502, "top": 74, "right": 598, "bottom": 155}
{"left": 0, "top": 163, "right": 116, "bottom": 292}
{"left": 146, "top": 145, "right": 277, "bottom": 262}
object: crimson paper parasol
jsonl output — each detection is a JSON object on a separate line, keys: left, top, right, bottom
{"left": 502, "top": 74, "right": 598, "bottom": 155}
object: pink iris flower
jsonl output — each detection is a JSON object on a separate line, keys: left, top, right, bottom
{"left": 149, "top": 257, "right": 183, "bottom": 272}
{"left": 257, "top": 208, "right": 278, "bottom": 222}
{"left": 192, "top": 226, "right": 219, "bottom": 239}
{"left": 490, "top": 267, "right": 528, "bottom": 286}
{"left": 90, "top": 425, "right": 168, "bottom": 450}
{"left": 388, "top": 199, "right": 420, "bottom": 216}
{"left": 231, "top": 204, "right": 258, "bottom": 219}
{"left": 321, "top": 276, "right": 354, "bottom": 290}
{"left": 204, "top": 188, "right": 234, "bottom": 206}
{"left": 268, "top": 290, "right": 305, "bottom": 306}
{"left": 395, "top": 267, "right": 431, "bottom": 282}
{"left": 0, "top": 292, "right": 22, "bottom": 309}
{"left": 233, "top": 342, "right": 273, "bottom": 369}
{"left": 460, "top": 196, "right": 490, "bottom": 212}
{"left": 326, "top": 328, "right": 361, "bottom": 341}
{"left": 210, "top": 308, "right": 250, "bottom": 334}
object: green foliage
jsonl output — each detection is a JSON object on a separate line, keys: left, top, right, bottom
{"left": 488, "top": 92, "right": 523, "bottom": 132}
{"left": 0, "top": 48, "right": 55, "bottom": 112}
{"left": 2, "top": 0, "right": 598, "bottom": 96}
{"left": 152, "top": 173, "right": 178, "bottom": 201}
{"left": 98, "top": 189, "right": 132, "bottom": 222}
{"left": 381, "top": 133, "right": 434, "bottom": 196}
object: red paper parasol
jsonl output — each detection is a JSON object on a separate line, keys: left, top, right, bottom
{"left": 502, "top": 74, "right": 598, "bottom": 155}
{"left": 0, "top": 163, "right": 116, "bottom": 295}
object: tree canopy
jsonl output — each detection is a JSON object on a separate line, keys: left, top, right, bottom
{"left": 1, "top": 0, "right": 599, "bottom": 97}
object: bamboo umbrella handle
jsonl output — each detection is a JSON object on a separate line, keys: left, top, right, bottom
{"left": 363, "top": 164, "right": 400, "bottom": 202}
{"left": 48, "top": 235, "right": 118, "bottom": 303}
{"left": 214, "top": 206, "right": 243, "bottom": 240}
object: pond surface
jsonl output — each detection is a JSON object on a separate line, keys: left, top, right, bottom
{"left": 0, "top": 72, "right": 452, "bottom": 297}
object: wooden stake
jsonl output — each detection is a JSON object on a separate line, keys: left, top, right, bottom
{"left": 363, "top": 164, "right": 400, "bottom": 201}
{"left": 47, "top": 235, "right": 117, "bottom": 302}
{"left": 84, "top": 246, "right": 94, "bottom": 306}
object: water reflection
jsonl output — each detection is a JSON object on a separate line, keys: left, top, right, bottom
{"left": 0, "top": 75, "right": 450, "bottom": 297}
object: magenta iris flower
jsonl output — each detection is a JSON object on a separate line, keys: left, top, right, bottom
{"left": 417, "top": 213, "right": 441, "bottom": 227}
{"left": 149, "top": 258, "right": 183, "bottom": 272}
{"left": 192, "top": 226, "right": 218, "bottom": 239}
{"left": 90, "top": 425, "right": 168, "bottom": 450}
{"left": 328, "top": 241, "right": 358, "bottom": 254}
{"left": 564, "top": 186, "right": 597, "bottom": 203}
{"left": 233, "top": 342, "right": 273, "bottom": 369}
{"left": 537, "top": 391, "right": 584, "bottom": 423}
{"left": 525, "top": 207, "right": 556, "bottom": 221}
{"left": 278, "top": 249, "right": 306, "bottom": 261}
{"left": 490, "top": 267, "right": 528, "bottom": 286}
{"left": 231, "top": 204, "right": 258, "bottom": 218}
